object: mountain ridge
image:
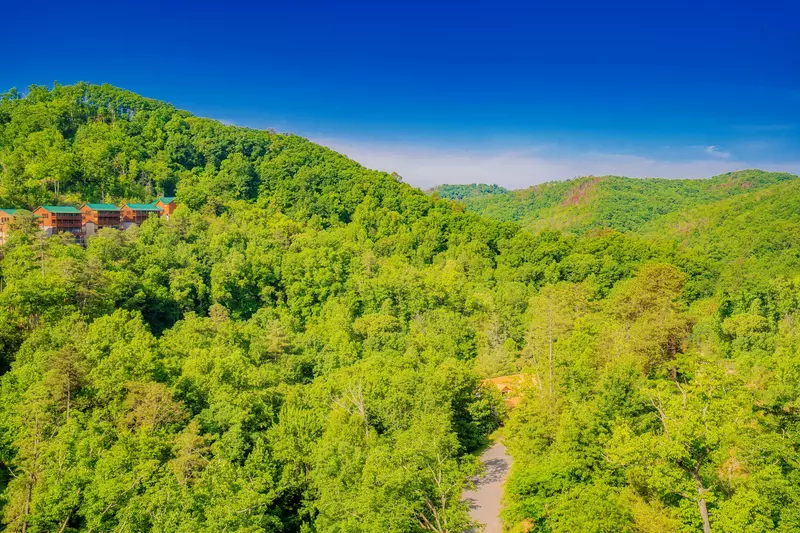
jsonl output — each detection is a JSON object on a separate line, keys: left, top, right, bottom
{"left": 428, "top": 169, "right": 799, "bottom": 234}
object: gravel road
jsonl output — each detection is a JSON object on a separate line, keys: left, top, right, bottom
{"left": 462, "top": 441, "right": 512, "bottom": 533}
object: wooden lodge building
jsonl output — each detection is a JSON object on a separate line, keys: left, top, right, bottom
{"left": 0, "top": 208, "right": 30, "bottom": 246}
{"left": 155, "top": 197, "right": 176, "bottom": 217}
{"left": 81, "top": 204, "right": 122, "bottom": 237}
{"left": 121, "top": 203, "right": 163, "bottom": 228}
{"left": 34, "top": 206, "right": 83, "bottom": 238}
{"left": 0, "top": 198, "right": 176, "bottom": 246}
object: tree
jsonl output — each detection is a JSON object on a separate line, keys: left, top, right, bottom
{"left": 608, "top": 353, "right": 749, "bottom": 533}
{"left": 525, "top": 282, "right": 592, "bottom": 400}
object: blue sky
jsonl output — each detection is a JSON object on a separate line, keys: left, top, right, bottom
{"left": 2, "top": 0, "right": 799, "bottom": 188}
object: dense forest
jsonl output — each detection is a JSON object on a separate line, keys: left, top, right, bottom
{"left": 0, "top": 83, "right": 798, "bottom": 533}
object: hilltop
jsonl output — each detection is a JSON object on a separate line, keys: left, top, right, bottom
{"left": 0, "top": 83, "right": 401, "bottom": 220}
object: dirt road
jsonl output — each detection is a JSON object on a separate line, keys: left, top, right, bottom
{"left": 462, "top": 441, "right": 512, "bottom": 533}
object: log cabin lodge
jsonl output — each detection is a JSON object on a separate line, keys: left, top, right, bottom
{"left": 0, "top": 198, "right": 176, "bottom": 246}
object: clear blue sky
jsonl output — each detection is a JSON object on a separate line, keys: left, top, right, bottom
{"left": 3, "top": 0, "right": 799, "bottom": 187}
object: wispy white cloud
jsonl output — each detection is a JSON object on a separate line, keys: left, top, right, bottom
{"left": 315, "top": 138, "right": 800, "bottom": 189}
{"left": 704, "top": 145, "right": 731, "bottom": 158}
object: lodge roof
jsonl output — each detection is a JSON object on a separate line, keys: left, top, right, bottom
{"left": 124, "top": 203, "right": 163, "bottom": 212}
{"left": 0, "top": 208, "right": 29, "bottom": 216}
{"left": 37, "top": 205, "right": 81, "bottom": 214}
{"left": 2, "top": 199, "right": 174, "bottom": 219}
{"left": 83, "top": 203, "right": 121, "bottom": 212}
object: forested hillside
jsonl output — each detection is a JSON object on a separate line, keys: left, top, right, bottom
{"left": 640, "top": 178, "right": 800, "bottom": 282}
{"left": 435, "top": 170, "right": 798, "bottom": 234}
{"left": 0, "top": 84, "right": 799, "bottom": 533}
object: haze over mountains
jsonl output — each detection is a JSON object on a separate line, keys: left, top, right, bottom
{"left": 322, "top": 138, "right": 800, "bottom": 190}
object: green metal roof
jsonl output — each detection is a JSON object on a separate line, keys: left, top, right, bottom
{"left": 0, "top": 208, "right": 29, "bottom": 216}
{"left": 39, "top": 205, "right": 81, "bottom": 213}
{"left": 157, "top": 197, "right": 176, "bottom": 204}
{"left": 84, "top": 203, "right": 121, "bottom": 211}
{"left": 125, "top": 203, "right": 162, "bottom": 211}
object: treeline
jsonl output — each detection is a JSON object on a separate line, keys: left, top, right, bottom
{"left": 428, "top": 183, "right": 509, "bottom": 200}
{"left": 0, "top": 84, "right": 798, "bottom": 533}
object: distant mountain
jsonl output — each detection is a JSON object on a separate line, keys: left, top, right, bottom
{"left": 433, "top": 170, "right": 799, "bottom": 234}
{"left": 640, "top": 177, "right": 800, "bottom": 283}
{"left": 427, "top": 183, "right": 509, "bottom": 200}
